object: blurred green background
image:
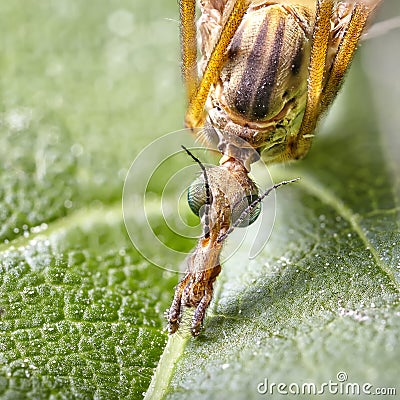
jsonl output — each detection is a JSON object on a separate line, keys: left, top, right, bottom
{"left": 0, "top": 1, "right": 184, "bottom": 398}
{"left": 0, "top": 1, "right": 184, "bottom": 240}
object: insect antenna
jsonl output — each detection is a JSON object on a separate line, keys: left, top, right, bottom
{"left": 217, "top": 178, "right": 300, "bottom": 243}
{"left": 181, "top": 145, "right": 212, "bottom": 238}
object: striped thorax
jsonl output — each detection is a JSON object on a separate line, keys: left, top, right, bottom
{"left": 199, "top": 1, "right": 314, "bottom": 164}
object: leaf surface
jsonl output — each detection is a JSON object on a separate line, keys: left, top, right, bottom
{"left": 0, "top": 1, "right": 181, "bottom": 398}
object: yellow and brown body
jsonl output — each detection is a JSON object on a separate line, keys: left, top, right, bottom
{"left": 168, "top": 0, "right": 382, "bottom": 336}
{"left": 190, "top": 0, "right": 381, "bottom": 164}
{"left": 200, "top": 1, "right": 314, "bottom": 163}
{"left": 168, "top": 157, "right": 258, "bottom": 335}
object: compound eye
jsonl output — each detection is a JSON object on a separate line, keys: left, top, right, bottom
{"left": 187, "top": 176, "right": 207, "bottom": 217}
{"left": 231, "top": 194, "right": 261, "bottom": 227}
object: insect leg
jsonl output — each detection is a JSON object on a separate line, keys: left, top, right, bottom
{"left": 290, "top": 0, "right": 334, "bottom": 160}
{"left": 191, "top": 264, "right": 221, "bottom": 336}
{"left": 270, "top": 0, "right": 333, "bottom": 163}
{"left": 167, "top": 273, "right": 191, "bottom": 334}
{"left": 180, "top": 0, "right": 198, "bottom": 102}
{"left": 319, "top": 0, "right": 382, "bottom": 115}
{"left": 191, "top": 290, "right": 213, "bottom": 336}
{"left": 184, "top": 0, "right": 250, "bottom": 129}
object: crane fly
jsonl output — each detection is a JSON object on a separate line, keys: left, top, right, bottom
{"left": 167, "top": 0, "right": 382, "bottom": 336}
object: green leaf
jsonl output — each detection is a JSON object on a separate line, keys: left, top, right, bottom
{"left": 0, "top": 1, "right": 181, "bottom": 398}
{"left": 0, "top": 208, "right": 177, "bottom": 399}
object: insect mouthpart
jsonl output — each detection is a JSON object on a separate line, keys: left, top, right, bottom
{"left": 167, "top": 146, "right": 299, "bottom": 336}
